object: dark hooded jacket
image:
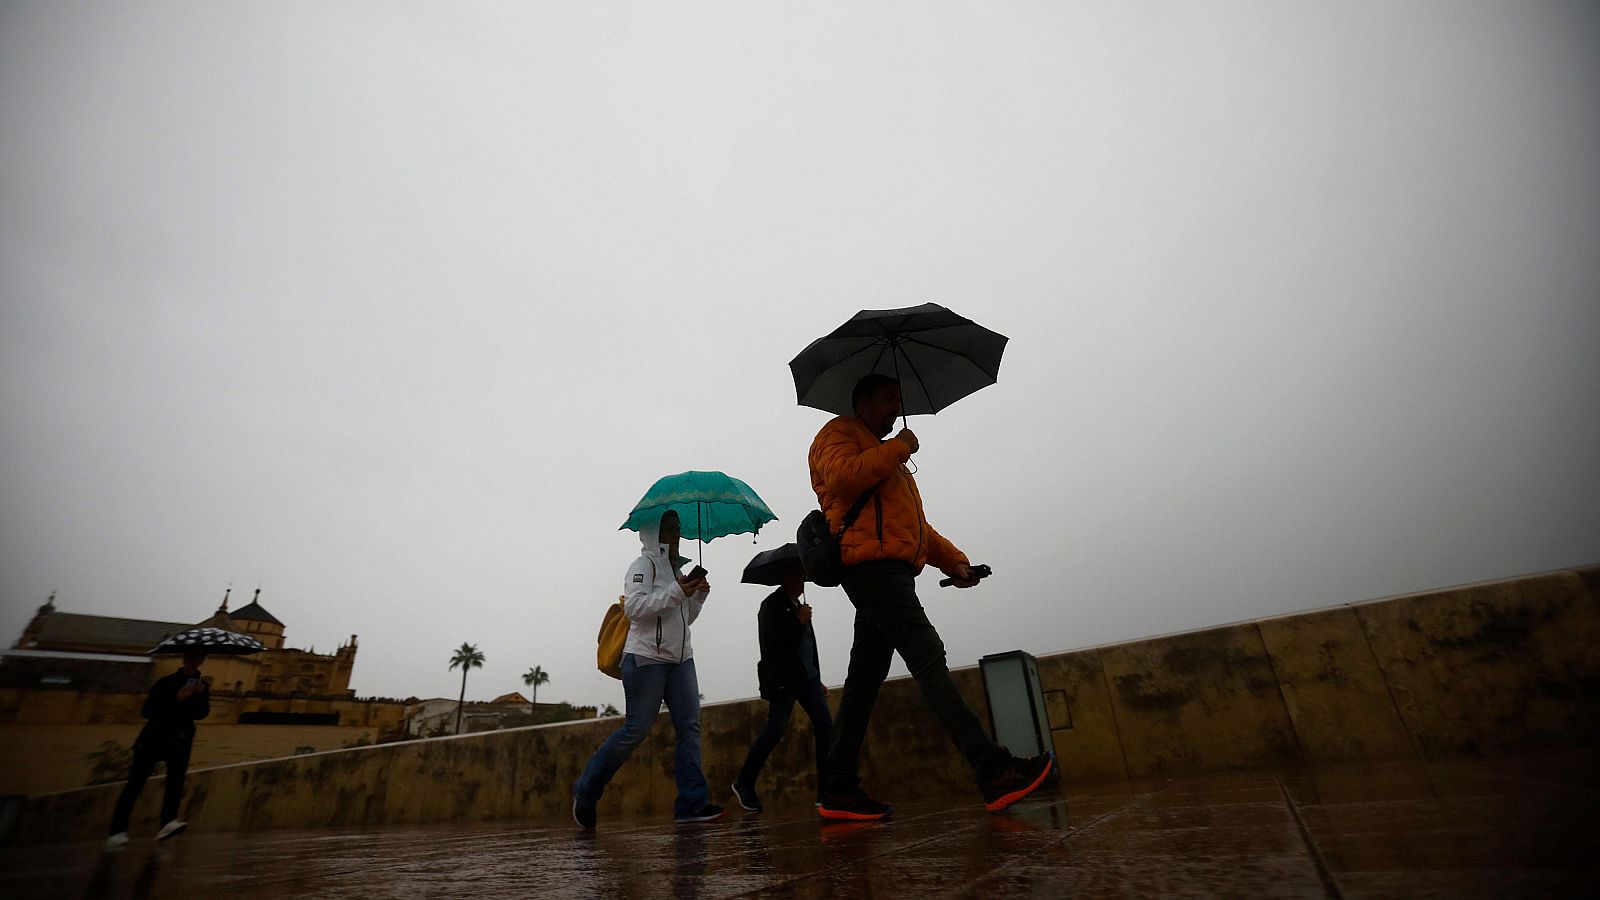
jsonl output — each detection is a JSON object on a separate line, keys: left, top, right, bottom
{"left": 138, "top": 668, "right": 210, "bottom": 743}
{"left": 756, "top": 588, "right": 821, "bottom": 700}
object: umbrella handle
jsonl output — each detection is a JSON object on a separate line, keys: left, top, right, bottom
{"left": 900, "top": 412, "right": 918, "bottom": 474}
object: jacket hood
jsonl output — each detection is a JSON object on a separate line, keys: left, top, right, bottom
{"left": 639, "top": 512, "right": 680, "bottom": 561}
{"left": 639, "top": 515, "right": 663, "bottom": 550}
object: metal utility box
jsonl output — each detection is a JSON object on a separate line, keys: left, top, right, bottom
{"left": 979, "top": 650, "right": 1053, "bottom": 758}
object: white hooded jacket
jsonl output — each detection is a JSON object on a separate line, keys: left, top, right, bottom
{"left": 621, "top": 516, "right": 707, "bottom": 663}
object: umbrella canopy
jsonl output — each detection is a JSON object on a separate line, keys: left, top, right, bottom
{"left": 789, "top": 303, "right": 1009, "bottom": 417}
{"left": 620, "top": 471, "right": 778, "bottom": 563}
{"left": 741, "top": 542, "right": 803, "bottom": 586}
{"left": 149, "top": 627, "right": 266, "bottom": 656}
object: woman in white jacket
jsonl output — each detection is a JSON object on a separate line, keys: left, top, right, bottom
{"left": 573, "top": 510, "right": 726, "bottom": 827}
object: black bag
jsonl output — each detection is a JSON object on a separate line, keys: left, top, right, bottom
{"left": 797, "top": 487, "right": 877, "bottom": 588}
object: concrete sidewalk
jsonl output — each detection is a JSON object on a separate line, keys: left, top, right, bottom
{"left": 4, "top": 753, "right": 1593, "bottom": 898}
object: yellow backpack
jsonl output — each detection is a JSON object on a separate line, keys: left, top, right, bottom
{"left": 597, "top": 595, "right": 628, "bottom": 679}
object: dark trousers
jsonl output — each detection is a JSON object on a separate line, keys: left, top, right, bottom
{"left": 736, "top": 676, "right": 832, "bottom": 796}
{"left": 824, "top": 559, "right": 1000, "bottom": 791}
{"left": 109, "top": 731, "right": 192, "bottom": 834}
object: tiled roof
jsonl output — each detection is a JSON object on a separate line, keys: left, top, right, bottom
{"left": 30, "top": 613, "right": 193, "bottom": 654}
{"left": 230, "top": 600, "right": 283, "bottom": 626}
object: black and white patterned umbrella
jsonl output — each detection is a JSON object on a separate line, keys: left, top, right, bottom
{"left": 148, "top": 627, "right": 266, "bottom": 656}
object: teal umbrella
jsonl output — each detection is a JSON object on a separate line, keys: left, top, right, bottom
{"left": 620, "top": 471, "right": 778, "bottom": 565}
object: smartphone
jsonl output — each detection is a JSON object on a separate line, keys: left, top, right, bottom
{"left": 686, "top": 565, "right": 708, "bottom": 581}
{"left": 939, "top": 563, "right": 993, "bottom": 587}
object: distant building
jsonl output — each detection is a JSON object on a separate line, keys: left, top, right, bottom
{"left": 404, "top": 691, "right": 596, "bottom": 737}
{"left": 2, "top": 589, "right": 403, "bottom": 734}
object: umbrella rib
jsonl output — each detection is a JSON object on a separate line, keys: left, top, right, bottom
{"left": 896, "top": 332, "right": 964, "bottom": 353}
{"left": 868, "top": 339, "right": 892, "bottom": 378}
{"left": 803, "top": 334, "right": 883, "bottom": 366}
{"left": 796, "top": 338, "right": 885, "bottom": 394}
{"left": 897, "top": 342, "right": 940, "bottom": 413}
{"left": 902, "top": 341, "right": 1002, "bottom": 387}
{"left": 896, "top": 333, "right": 1001, "bottom": 375}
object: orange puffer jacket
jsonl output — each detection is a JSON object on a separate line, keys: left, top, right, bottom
{"left": 808, "top": 415, "right": 969, "bottom": 575}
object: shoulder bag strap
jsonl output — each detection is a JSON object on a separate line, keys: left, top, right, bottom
{"left": 836, "top": 486, "right": 878, "bottom": 539}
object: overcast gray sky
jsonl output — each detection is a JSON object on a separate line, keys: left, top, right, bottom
{"left": 3, "top": 1, "right": 1597, "bottom": 711}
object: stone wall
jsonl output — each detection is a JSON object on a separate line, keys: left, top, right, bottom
{"left": 0, "top": 689, "right": 407, "bottom": 794}
{"left": 0, "top": 723, "right": 392, "bottom": 795}
{"left": 1043, "top": 566, "right": 1599, "bottom": 782}
{"left": 12, "top": 565, "right": 1596, "bottom": 844}
{"left": 1, "top": 689, "right": 405, "bottom": 730}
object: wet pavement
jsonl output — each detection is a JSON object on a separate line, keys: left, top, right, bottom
{"left": 4, "top": 753, "right": 1594, "bottom": 898}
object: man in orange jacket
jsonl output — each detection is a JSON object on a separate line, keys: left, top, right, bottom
{"left": 808, "top": 373, "right": 1053, "bottom": 820}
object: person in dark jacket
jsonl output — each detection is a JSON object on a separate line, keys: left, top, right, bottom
{"left": 105, "top": 651, "right": 210, "bottom": 850}
{"left": 731, "top": 566, "right": 832, "bottom": 813}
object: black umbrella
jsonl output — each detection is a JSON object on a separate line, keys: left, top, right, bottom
{"left": 741, "top": 543, "right": 804, "bottom": 586}
{"left": 148, "top": 627, "right": 266, "bottom": 656}
{"left": 789, "top": 303, "right": 1009, "bottom": 417}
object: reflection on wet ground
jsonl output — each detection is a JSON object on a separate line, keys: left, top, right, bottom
{"left": 5, "top": 753, "right": 1594, "bottom": 898}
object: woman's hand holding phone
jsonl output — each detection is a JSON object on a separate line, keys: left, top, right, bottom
{"left": 679, "top": 566, "right": 710, "bottom": 597}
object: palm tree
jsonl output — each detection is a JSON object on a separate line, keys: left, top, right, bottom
{"left": 85, "top": 739, "right": 135, "bottom": 785}
{"left": 448, "top": 642, "right": 485, "bottom": 735}
{"left": 522, "top": 665, "right": 550, "bottom": 716}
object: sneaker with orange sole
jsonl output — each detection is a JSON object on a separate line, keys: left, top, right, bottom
{"left": 978, "top": 752, "right": 1054, "bottom": 812}
{"left": 818, "top": 786, "right": 891, "bottom": 821}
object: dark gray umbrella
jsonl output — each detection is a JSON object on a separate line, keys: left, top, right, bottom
{"left": 149, "top": 627, "right": 266, "bottom": 656}
{"left": 742, "top": 543, "right": 804, "bottom": 586}
{"left": 789, "top": 303, "right": 1009, "bottom": 417}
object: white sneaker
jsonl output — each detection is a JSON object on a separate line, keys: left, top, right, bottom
{"left": 156, "top": 820, "right": 187, "bottom": 841}
{"left": 104, "top": 832, "right": 130, "bottom": 851}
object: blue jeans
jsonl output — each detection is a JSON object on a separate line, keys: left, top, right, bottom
{"left": 574, "top": 654, "right": 708, "bottom": 817}
{"left": 736, "top": 676, "right": 832, "bottom": 798}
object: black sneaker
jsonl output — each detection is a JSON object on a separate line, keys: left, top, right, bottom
{"left": 731, "top": 781, "right": 763, "bottom": 812}
{"left": 978, "top": 752, "right": 1054, "bottom": 812}
{"left": 675, "top": 803, "right": 727, "bottom": 824}
{"left": 818, "top": 787, "right": 891, "bottom": 821}
{"left": 572, "top": 796, "right": 597, "bottom": 830}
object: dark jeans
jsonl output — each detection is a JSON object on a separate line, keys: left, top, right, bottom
{"left": 735, "top": 676, "right": 832, "bottom": 796}
{"left": 109, "top": 730, "right": 192, "bottom": 834}
{"left": 825, "top": 559, "right": 1000, "bottom": 792}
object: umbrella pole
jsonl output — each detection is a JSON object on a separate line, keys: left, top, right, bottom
{"left": 697, "top": 501, "right": 703, "bottom": 567}
{"left": 892, "top": 340, "right": 917, "bottom": 473}
{"left": 892, "top": 336, "right": 910, "bottom": 432}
